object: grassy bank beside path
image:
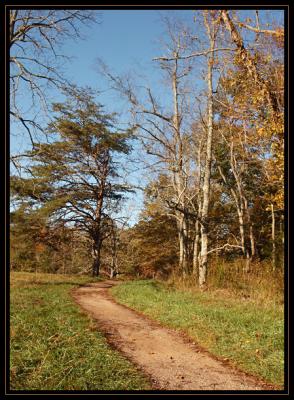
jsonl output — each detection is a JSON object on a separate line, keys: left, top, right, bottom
{"left": 10, "top": 272, "right": 151, "bottom": 391}
{"left": 111, "top": 279, "right": 284, "bottom": 387}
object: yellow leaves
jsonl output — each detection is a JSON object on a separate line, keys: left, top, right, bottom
{"left": 275, "top": 27, "right": 284, "bottom": 37}
{"left": 256, "top": 127, "right": 266, "bottom": 138}
{"left": 274, "top": 192, "right": 284, "bottom": 210}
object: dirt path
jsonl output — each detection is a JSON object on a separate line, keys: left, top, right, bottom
{"left": 72, "top": 280, "right": 273, "bottom": 391}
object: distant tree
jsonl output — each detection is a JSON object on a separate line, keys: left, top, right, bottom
{"left": 11, "top": 86, "right": 133, "bottom": 276}
{"left": 117, "top": 213, "right": 178, "bottom": 279}
{"left": 10, "top": 203, "right": 93, "bottom": 274}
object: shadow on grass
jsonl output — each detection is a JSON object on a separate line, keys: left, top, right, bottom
{"left": 12, "top": 280, "right": 102, "bottom": 288}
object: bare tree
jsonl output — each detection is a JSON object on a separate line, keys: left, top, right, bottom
{"left": 10, "top": 9, "right": 98, "bottom": 149}
{"left": 98, "top": 19, "right": 197, "bottom": 278}
{"left": 153, "top": 11, "right": 235, "bottom": 287}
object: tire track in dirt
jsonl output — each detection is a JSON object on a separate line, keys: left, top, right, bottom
{"left": 72, "top": 280, "right": 276, "bottom": 391}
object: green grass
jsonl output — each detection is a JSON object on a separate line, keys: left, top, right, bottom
{"left": 111, "top": 279, "right": 284, "bottom": 387}
{"left": 10, "top": 272, "right": 151, "bottom": 391}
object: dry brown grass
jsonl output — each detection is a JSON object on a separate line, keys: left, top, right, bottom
{"left": 167, "top": 258, "right": 284, "bottom": 307}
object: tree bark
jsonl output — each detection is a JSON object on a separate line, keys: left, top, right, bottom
{"left": 199, "top": 43, "right": 214, "bottom": 289}
{"left": 177, "top": 213, "right": 189, "bottom": 277}
{"left": 193, "top": 219, "right": 200, "bottom": 276}
{"left": 92, "top": 240, "right": 102, "bottom": 277}
{"left": 91, "top": 152, "right": 109, "bottom": 277}
{"left": 193, "top": 141, "right": 202, "bottom": 277}
{"left": 243, "top": 197, "right": 255, "bottom": 258}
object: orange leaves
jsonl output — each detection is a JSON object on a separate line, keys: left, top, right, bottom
{"left": 35, "top": 242, "right": 46, "bottom": 254}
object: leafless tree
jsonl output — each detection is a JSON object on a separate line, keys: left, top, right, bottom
{"left": 98, "top": 19, "right": 198, "bottom": 278}
{"left": 10, "top": 9, "right": 98, "bottom": 150}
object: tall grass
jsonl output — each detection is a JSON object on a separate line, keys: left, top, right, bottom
{"left": 168, "top": 258, "right": 284, "bottom": 307}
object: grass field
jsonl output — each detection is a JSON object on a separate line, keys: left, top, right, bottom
{"left": 111, "top": 279, "right": 284, "bottom": 387}
{"left": 10, "top": 272, "right": 151, "bottom": 391}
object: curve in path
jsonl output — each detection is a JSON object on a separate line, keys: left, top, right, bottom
{"left": 72, "top": 280, "right": 273, "bottom": 391}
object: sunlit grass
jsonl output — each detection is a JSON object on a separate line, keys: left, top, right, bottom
{"left": 10, "top": 272, "right": 151, "bottom": 391}
{"left": 111, "top": 279, "right": 284, "bottom": 387}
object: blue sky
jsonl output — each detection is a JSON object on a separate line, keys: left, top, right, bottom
{"left": 10, "top": 9, "right": 284, "bottom": 226}
{"left": 61, "top": 10, "right": 189, "bottom": 225}
{"left": 11, "top": 9, "right": 196, "bottom": 226}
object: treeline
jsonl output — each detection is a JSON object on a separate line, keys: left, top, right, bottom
{"left": 10, "top": 10, "right": 284, "bottom": 289}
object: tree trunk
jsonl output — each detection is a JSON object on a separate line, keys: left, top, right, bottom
{"left": 193, "top": 219, "right": 200, "bottom": 276}
{"left": 237, "top": 203, "right": 252, "bottom": 272}
{"left": 199, "top": 28, "right": 214, "bottom": 289}
{"left": 171, "top": 51, "right": 189, "bottom": 278}
{"left": 249, "top": 223, "right": 255, "bottom": 258}
{"left": 178, "top": 215, "right": 189, "bottom": 278}
{"left": 243, "top": 197, "right": 255, "bottom": 258}
{"left": 237, "top": 209, "right": 246, "bottom": 255}
{"left": 199, "top": 224, "right": 208, "bottom": 288}
{"left": 243, "top": 250, "right": 251, "bottom": 273}
{"left": 193, "top": 143, "right": 202, "bottom": 278}
{"left": 178, "top": 228, "right": 184, "bottom": 273}
{"left": 92, "top": 240, "right": 102, "bottom": 276}
{"left": 182, "top": 214, "right": 189, "bottom": 277}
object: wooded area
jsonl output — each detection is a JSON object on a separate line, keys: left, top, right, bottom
{"left": 10, "top": 9, "right": 284, "bottom": 291}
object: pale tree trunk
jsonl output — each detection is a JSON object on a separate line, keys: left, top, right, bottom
{"left": 182, "top": 214, "right": 189, "bottom": 277}
{"left": 177, "top": 213, "right": 189, "bottom": 277}
{"left": 243, "top": 198, "right": 255, "bottom": 273}
{"left": 199, "top": 225, "right": 208, "bottom": 288}
{"left": 192, "top": 188, "right": 202, "bottom": 277}
{"left": 218, "top": 159, "right": 251, "bottom": 273}
{"left": 178, "top": 227, "right": 184, "bottom": 273}
{"left": 229, "top": 143, "right": 254, "bottom": 272}
{"left": 237, "top": 209, "right": 246, "bottom": 255}
{"left": 249, "top": 224, "right": 255, "bottom": 257}
{"left": 199, "top": 27, "right": 214, "bottom": 289}
{"left": 193, "top": 219, "right": 200, "bottom": 276}
{"left": 218, "top": 164, "right": 246, "bottom": 256}
{"left": 244, "top": 197, "right": 255, "bottom": 258}
{"left": 172, "top": 52, "right": 190, "bottom": 278}
{"left": 193, "top": 142, "right": 202, "bottom": 276}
